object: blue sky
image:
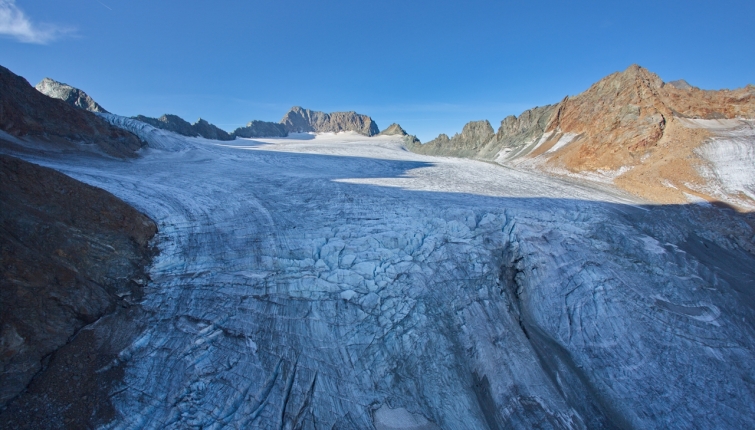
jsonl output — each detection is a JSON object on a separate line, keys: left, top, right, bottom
{"left": 2, "top": 0, "right": 753, "bottom": 142}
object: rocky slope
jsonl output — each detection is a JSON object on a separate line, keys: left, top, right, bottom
{"left": 408, "top": 65, "right": 755, "bottom": 209}
{"left": 232, "top": 120, "right": 288, "bottom": 138}
{"left": 0, "top": 154, "right": 156, "bottom": 427}
{"left": 35, "top": 77, "right": 110, "bottom": 113}
{"left": 133, "top": 114, "right": 234, "bottom": 141}
{"left": 0, "top": 65, "right": 143, "bottom": 158}
{"left": 280, "top": 106, "right": 380, "bottom": 136}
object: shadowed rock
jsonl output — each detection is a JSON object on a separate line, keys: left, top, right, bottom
{"left": 133, "top": 114, "right": 233, "bottom": 141}
{"left": 233, "top": 120, "right": 288, "bottom": 138}
{"left": 0, "top": 155, "right": 156, "bottom": 424}
{"left": 0, "top": 65, "right": 143, "bottom": 158}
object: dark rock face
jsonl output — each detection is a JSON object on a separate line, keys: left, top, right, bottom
{"left": 280, "top": 106, "right": 380, "bottom": 136}
{"left": 0, "top": 65, "right": 143, "bottom": 158}
{"left": 134, "top": 114, "right": 194, "bottom": 136}
{"left": 0, "top": 155, "right": 156, "bottom": 422}
{"left": 133, "top": 114, "right": 233, "bottom": 141}
{"left": 232, "top": 120, "right": 288, "bottom": 138}
{"left": 34, "top": 77, "right": 110, "bottom": 113}
{"left": 192, "top": 118, "right": 233, "bottom": 141}
{"left": 378, "top": 123, "right": 408, "bottom": 136}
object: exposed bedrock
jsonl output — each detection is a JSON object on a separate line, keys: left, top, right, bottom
{"left": 232, "top": 120, "right": 289, "bottom": 138}
{"left": 35, "top": 77, "right": 110, "bottom": 114}
{"left": 0, "top": 65, "right": 143, "bottom": 158}
{"left": 133, "top": 114, "right": 234, "bottom": 141}
{"left": 407, "top": 65, "right": 755, "bottom": 208}
{"left": 0, "top": 155, "right": 157, "bottom": 427}
{"left": 281, "top": 106, "right": 380, "bottom": 136}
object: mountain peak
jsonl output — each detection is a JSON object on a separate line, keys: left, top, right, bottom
{"left": 35, "top": 77, "right": 109, "bottom": 114}
{"left": 280, "top": 107, "right": 380, "bottom": 136}
{"left": 378, "top": 123, "right": 408, "bottom": 136}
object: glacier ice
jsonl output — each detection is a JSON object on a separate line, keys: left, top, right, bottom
{"left": 4, "top": 127, "right": 755, "bottom": 429}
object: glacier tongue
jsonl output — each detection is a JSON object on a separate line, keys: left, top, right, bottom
{"left": 11, "top": 132, "right": 755, "bottom": 429}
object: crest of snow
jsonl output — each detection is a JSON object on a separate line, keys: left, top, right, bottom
{"left": 685, "top": 119, "right": 755, "bottom": 209}
{"left": 546, "top": 132, "right": 579, "bottom": 153}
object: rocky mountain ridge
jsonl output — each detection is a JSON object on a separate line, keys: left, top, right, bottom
{"left": 1, "top": 66, "right": 143, "bottom": 158}
{"left": 35, "top": 77, "right": 110, "bottom": 114}
{"left": 280, "top": 106, "right": 380, "bottom": 136}
{"left": 133, "top": 114, "right": 234, "bottom": 141}
{"left": 408, "top": 65, "right": 755, "bottom": 209}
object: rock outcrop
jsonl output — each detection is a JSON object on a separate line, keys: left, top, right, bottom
{"left": 35, "top": 77, "right": 110, "bottom": 114}
{"left": 280, "top": 106, "right": 380, "bottom": 136}
{"left": 408, "top": 65, "right": 755, "bottom": 208}
{"left": 0, "top": 154, "right": 156, "bottom": 424}
{"left": 232, "top": 120, "right": 288, "bottom": 138}
{"left": 133, "top": 114, "right": 234, "bottom": 141}
{"left": 378, "top": 123, "right": 408, "bottom": 136}
{"left": 0, "top": 65, "right": 143, "bottom": 158}
{"left": 408, "top": 120, "right": 495, "bottom": 158}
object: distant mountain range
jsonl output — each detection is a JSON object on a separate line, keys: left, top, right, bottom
{"left": 18, "top": 65, "right": 755, "bottom": 209}
{"left": 35, "top": 78, "right": 387, "bottom": 140}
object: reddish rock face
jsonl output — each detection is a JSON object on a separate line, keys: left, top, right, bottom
{"left": 547, "top": 65, "right": 755, "bottom": 171}
{"left": 0, "top": 155, "right": 156, "bottom": 421}
{"left": 0, "top": 65, "right": 143, "bottom": 158}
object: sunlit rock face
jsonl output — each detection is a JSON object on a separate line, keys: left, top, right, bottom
{"left": 35, "top": 77, "right": 110, "bottom": 114}
{"left": 4, "top": 125, "right": 752, "bottom": 429}
{"left": 281, "top": 106, "right": 381, "bottom": 136}
{"left": 408, "top": 65, "right": 755, "bottom": 209}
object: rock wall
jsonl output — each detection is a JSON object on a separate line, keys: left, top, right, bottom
{"left": 0, "top": 65, "right": 143, "bottom": 158}
{"left": 0, "top": 155, "right": 156, "bottom": 426}
{"left": 133, "top": 114, "right": 234, "bottom": 141}
{"left": 280, "top": 106, "right": 380, "bottom": 136}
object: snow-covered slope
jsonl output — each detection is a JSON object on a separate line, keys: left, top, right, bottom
{"left": 6, "top": 132, "right": 755, "bottom": 429}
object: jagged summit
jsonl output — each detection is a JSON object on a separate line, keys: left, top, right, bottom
{"left": 281, "top": 106, "right": 380, "bottom": 136}
{"left": 378, "top": 123, "right": 408, "bottom": 136}
{"left": 35, "top": 77, "right": 109, "bottom": 113}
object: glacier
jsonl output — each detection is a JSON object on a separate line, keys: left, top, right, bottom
{"left": 6, "top": 118, "right": 755, "bottom": 429}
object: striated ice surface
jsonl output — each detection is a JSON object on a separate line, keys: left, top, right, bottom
{"left": 7, "top": 127, "right": 755, "bottom": 429}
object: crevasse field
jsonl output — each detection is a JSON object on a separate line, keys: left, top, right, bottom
{"left": 14, "top": 116, "right": 755, "bottom": 429}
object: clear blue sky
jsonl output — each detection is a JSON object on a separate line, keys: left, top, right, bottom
{"left": 2, "top": 0, "right": 753, "bottom": 142}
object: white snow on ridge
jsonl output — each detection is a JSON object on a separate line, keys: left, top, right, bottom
{"left": 691, "top": 119, "right": 755, "bottom": 207}
{"left": 546, "top": 132, "right": 579, "bottom": 153}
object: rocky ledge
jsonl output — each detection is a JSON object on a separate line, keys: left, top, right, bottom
{"left": 0, "top": 154, "right": 157, "bottom": 428}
